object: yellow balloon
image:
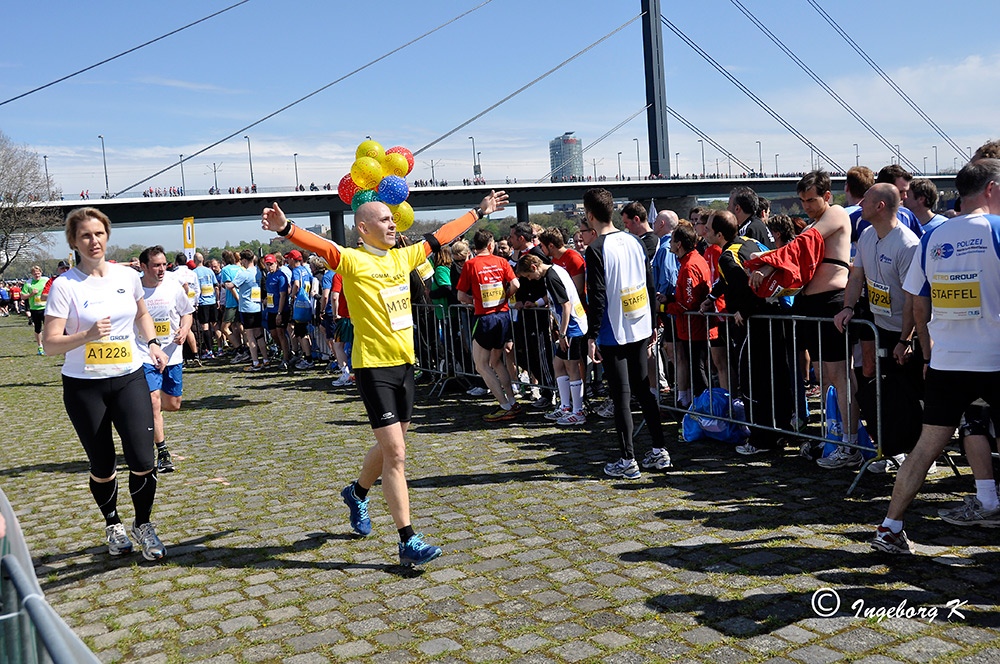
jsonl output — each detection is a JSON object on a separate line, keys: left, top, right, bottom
{"left": 389, "top": 201, "right": 414, "bottom": 231}
{"left": 351, "top": 157, "right": 383, "bottom": 190}
{"left": 356, "top": 140, "right": 385, "bottom": 163}
{"left": 383, "top": 152, "right": 409, "bottom": 177}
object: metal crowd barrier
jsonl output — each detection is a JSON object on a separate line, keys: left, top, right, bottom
{"left": 663, "top": 310, "right": 903, "bottom": 494}
{"left": 1, "top": 489, "right": 101, "bottom": 664}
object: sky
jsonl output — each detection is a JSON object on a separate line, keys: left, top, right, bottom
{"left": 2, "top": 0, "right": 999, "bottom": 251}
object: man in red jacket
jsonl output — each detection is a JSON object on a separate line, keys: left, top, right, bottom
{"left": 665, "top": 223, "right": 717, "bottom": 404}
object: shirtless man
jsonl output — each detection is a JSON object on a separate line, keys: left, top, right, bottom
{"left": 750, "top": 171, "right": 856, "bottom": 456}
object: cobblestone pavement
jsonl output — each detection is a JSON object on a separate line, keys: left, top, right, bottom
{"left": 2, "top": 317, "right": 999, "bottom": 664}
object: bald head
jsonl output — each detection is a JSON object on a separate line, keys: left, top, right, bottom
{"left": 653, "top": 210, "right": 679, "bottom": 238}
{"left": 355, "top": 201, "right": 390, "bottom": 225}
{"left": 355, "top": 201, "right": 396, "bottom": 250}
{"left": 861, "top": 182, "right": 901, "bottom": 226}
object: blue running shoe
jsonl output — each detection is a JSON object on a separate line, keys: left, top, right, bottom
{"left": 398, "top": 533, "right": 442, "bottom": 567}
{"left": 341, "top": 483, "right": 371, "bottom": 536}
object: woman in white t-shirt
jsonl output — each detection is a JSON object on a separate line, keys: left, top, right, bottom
{"left": 42, "top": 207, "right": 170, "bottom": 562}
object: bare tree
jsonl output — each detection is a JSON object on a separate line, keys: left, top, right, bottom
{"left": 0, "top": 130, "right": 59, "bottom": 276}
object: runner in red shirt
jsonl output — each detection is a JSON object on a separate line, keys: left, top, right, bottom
{"left": 696, "top": 210, "right": 730, "bottom": 394}
{"left": 539, "top": 228, "right": 585, "bottom": 299}
{"left": 666, "top": 224, "right": 717, "bottom": 402}
{"left": 456, "top": 229, "right": 521, "bottom": 422}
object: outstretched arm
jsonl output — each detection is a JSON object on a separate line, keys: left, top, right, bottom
{"left": 422, "top": 190, "right": 509, "bottom": 257}
{"left": 262, "top": 202, "right": 342, "bottom": 269}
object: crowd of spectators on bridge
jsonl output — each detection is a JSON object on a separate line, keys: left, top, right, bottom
{"left": 143, "top": 186, "right": 184, "bottom": 197}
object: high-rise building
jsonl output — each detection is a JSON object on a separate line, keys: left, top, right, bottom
{"left": 549, "top": 132, "right": 584, "bottom": 182}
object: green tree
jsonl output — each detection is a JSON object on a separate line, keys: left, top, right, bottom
{"left": 0, "top": 130, "right": 59, "bottom": 276}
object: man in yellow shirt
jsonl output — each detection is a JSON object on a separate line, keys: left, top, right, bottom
{"left": 261, "top": 191, "right": 507, "bottom": 566}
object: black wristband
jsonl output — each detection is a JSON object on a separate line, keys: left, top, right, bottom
{"left": 922, "top": 357, "right": 931, "bottom": 364}
{"left": 898, "top": 338, "right": 912, "bottom": 347}
{"left": 843, "top": 305, "right": 854, "bottom": 312}
{"left": 423, "top": 233, "right": 441, "bottom": 254}
{"left": 148, "top": 338, "right": 161, "bottom": 347}
{"left": 473, "top": 207, "right": 484, "bottom": 221}
{"left": 277, "top": 221, "right": 293, "bottom": 237}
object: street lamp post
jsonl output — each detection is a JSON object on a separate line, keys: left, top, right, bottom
{"left": 894, "top": 144, "right": 900, "bottom": 165}
{"left": 923, "top": 156, "right": 927, "bottom": 175}
{"left": 98, "top": 135, "right": 109, "bottom": 196}
{"left": 477, "top": 151, "right": 482, "bottom": 179}
{"left": 43, "top": 155, "right": 50, "bottom": 200}
{"left": 244, "top": 136, "right": 255, "bottom": 188}
{"left": 968, "top": 147, "right": 973, "bottom": 160}
{"left": 293, "top": 153, "right": 299, "bottom": 189}
{"left": 675, "top": 152, "right": 679, "bottom": 176}
{"left": 727, "top": 153, "right": 732, "bottom": 178}
{"left": 468, "top": 136, "right": 477, "bottom": 179}
{"left": 698, "top": 139, "right": 705, "bottom": 177}
{"left": 853, "top": 143, "right": 859, "bottom": 167}
{"left": 933, "top": 145, "right": 938, "bottom": 174}
{"left": 715, "top": 158, "right": 719, "bottom": 178}
{"left": 633, "top": 137, "right": 640, "bottom": 179}
{"left": 954, "top": 157, "right": 958, "bottom": 170}
{"left": 179, "top": 155, "right": 186, "bottom": 194}
{"left": 774, "top": 153, "right": 779, "bottom": 176}
{"left": 617, "top": 151, "right": 622, "bottom": 180}
{"left": 756, "top": 140, "right": 762, "bottom": 175}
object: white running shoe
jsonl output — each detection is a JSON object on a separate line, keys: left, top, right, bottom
{"left": 817, "top": 446, "right": 863, "bottom": 469}
{"left": 105, "top": 523, "right": 133, "bottom": 556}
{"left": 603, "top": 458, "right": 641, "bottom": 479}
{"left": 596, "top": 399, "right": 615, "bottom": 419}
{"left": 640, "top": 449, "right": 672, "bottom": 470}
{"left": 556, "top": 411, "right": 586, "bottom": 426}
{"left": 545, "top": 406, "right": 570, "bottom": 421}
{"left": 466, "top": 386, "right": 489, "bottom": 397}
{"left": 331, "top": 372, "right": 353, "bottom": 387}
{"left": 130, "top": 522, "right": 166, "bottom": 561}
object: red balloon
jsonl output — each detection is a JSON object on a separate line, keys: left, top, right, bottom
{"left": 385, "top": 146, "right": 414, "bottom": 176}
{"left": 338, "top": 174, "right": 359, "bottom": 206}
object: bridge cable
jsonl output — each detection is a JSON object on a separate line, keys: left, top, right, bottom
{"left": 0, "top": 0, "right": 253, "bottom": 107}
{"left": 663, "top": 106, "right": 753, "bottom": 174}
{"left": 660, "top": 14, "right": 844, "bottom": 173}
{"left": 413, "top": 12, "right": 644, "bottom": 157}
{"left": 729, "top": 0, "right": 920, "bottom": 173}
{"left": 806, "top": 0, "right": 967, "bottom": 161}
{"left": 114, "top": 0, "right": 495, "bottom": 196}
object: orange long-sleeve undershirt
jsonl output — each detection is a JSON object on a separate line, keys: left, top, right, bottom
{"left": 283, "top": 209, "right": 479, "bottom": 268}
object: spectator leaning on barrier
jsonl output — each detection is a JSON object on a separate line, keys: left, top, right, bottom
{"left": 728, "top": 186, "right": 776, "bottom": 250}
{"left": 873, "top": 158, "right": 1000, "bottom": 554}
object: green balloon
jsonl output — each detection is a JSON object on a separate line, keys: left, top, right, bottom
{"left": 351, "top": 189, "right": 380, "bottom": 211}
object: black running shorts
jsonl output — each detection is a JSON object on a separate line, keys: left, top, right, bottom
{"left": 354, "top": 364, "right": 415, "bottom": 429}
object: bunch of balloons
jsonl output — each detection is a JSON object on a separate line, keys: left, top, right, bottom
{"left": 338, "top": 140, "right": 416, "bottom": 231}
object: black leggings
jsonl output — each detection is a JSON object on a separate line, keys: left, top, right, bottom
{"left": 62, "top": 369, "right": 155, "bottom": 478}
{"left": 599, "top": 340, "right": 665, "bottom": 460}
{"left": 30, "top": 309, "right": 44, "bottom": 333}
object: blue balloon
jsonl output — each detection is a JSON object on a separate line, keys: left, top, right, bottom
{"left": 378, "top": 175, "right": 409, "bottom": 206}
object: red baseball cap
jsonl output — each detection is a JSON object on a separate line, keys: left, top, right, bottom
{"left": 285, "top": 249, "right": 303, "bottom": 260}
{"left": 186, "top": 260, "right": 196, "bottom": 269}
{"left": 263, "top": 254, "right": 277, "bottom": 264}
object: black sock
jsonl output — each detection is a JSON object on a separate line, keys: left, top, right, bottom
{"left": 129, "top": 469, "right": 157, "bottom": 526}
{"left": 398, "top": 525, "right": 415, "bottom": 543}
{"left": 353, "top": 481, "right": 369, "bottom": 501}
{"left": 202, "top": 329, "right": 213, "bottom": 352}
{"left": 155, "top": 440, "right": 167, "bottom": 453}
{"left": 90, "top": 477, "right": 121, "bottom": 526}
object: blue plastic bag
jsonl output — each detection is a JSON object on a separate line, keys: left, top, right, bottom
{"left": 681, "top": 388, "right": 751, "bottom": 443}
{"left": 821, "top": 385, "right": 876, "bottom": 460}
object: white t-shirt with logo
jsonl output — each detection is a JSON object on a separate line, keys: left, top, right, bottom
{"left": 137, "top": 277, "right": 194, "bottom": 367}
{"left": 171, "top": 265, "right": 199, "bottom": 308}
{"left": 45, "top": 263, "right": 145, "bottom": 379}
{"left": 903, "top": 212, "right": 1000, "bottom": 371}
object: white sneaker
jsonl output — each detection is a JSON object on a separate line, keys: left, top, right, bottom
{"left": 545, "top": 406, "right": 570, "bottom": 421}
{"left": 603, "top": 458, "right": 641, "bottom": 479}
{"left": 105, "top": 523, "right": 133, "bottom": 556}
{"left": 556, "top": 411, "right": 586, "bottom": 426}
{"left": 596, "top": 399, "right": 615, "bottom": 419}
{"left": 466, "top": 386, "right": 489, "bottom": 397}
{"left": 294, "top": 358, "right": 314, "bottom": 369}
{"left": 817, "top": 446, "right": 863, "bottom": 469}
{"left": 331, "top": 372, "right": 353, "bottom": 387}
{"left": 130, "top": 522, "right": 166, "bottom": 561}
{"left": 640, "top": 449, "right": 672, "bottom": 470}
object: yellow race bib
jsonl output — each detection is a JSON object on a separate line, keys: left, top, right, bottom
{"left": 250, "top": 287, "right": 261, "bottom": 303}
{"left": 200, "top": 284, "right": 214, "bottom": 296}
{"left": 866, "top": 278, "right": 892, "bottom": 317}
{"left": 153, "top": 319, "right": 172, "bottom": 343}
{"left": 480, "top": 280, "right": 504, "bottom": 309}
{"left": 266, "top": 293, "right": 274, "bottom": 308}
{"left": 379, "top": 284, "right": 413, "bottom": 331}
{"left": 84, "top": 339, "right": 133, "bottom": 376}
{"left": 620, "top": 284, "right": 648, "bottom": 320}
{"left": 931, "top": 271, "right": 981, "bottom": 320}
